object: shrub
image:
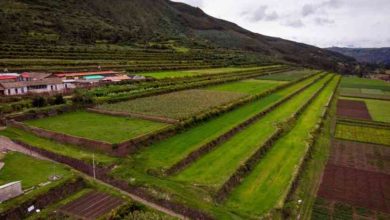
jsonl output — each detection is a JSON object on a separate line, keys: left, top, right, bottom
{"left": 71, "top": 91, "right": 94, "bottom": 106}
{"left": 32, "top": 96, "right": 47, "bottom": 108}
{"left": 53, "top": 94, "right": 65, "bottom": 105}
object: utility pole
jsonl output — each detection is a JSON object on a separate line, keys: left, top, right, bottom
{"left": 92, "top": 153, "right": 96, "bottom": 179}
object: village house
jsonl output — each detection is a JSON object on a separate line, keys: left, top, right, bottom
{"left": 0, "top": 78, "right": 65, "bottom": 96}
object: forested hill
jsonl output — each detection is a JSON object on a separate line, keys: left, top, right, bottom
{"left": 328, "top": 47, "right": 390, "bottom": 68}
{"left": 0, "top": 0, "right": 360, "bottom": 73}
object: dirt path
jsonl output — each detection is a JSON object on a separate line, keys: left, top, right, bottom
{"left": 0, "top": 136, "right": 50, "bottom": 161}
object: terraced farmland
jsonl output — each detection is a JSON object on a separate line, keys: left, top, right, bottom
{"left": 224, "top": 76, "right": 339, "bottom": 216}
{"left": 173, "top": 75, "right": 334, "bottom": 188}
{"left": 3, "top": 65, "right": 388, "bottom": 220}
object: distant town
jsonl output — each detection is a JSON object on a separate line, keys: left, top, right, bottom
{"left": 0, "top": 70, "right": 146, "bottom": 96}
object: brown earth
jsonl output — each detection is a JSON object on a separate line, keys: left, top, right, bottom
{"left": 59, "top": 191, "right": 124, "bottom": 219}
{"left": 337, "top": 99, "right": 372, "bottom": 120}
{"left": 329, "top": 139, "right": 390, "bottom": 174}
{"left": 318, "top": 164, "right": 390, "bottom": 213}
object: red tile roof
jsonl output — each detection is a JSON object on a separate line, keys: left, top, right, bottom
{"left": 0, "top": 76, "right": 18, "bottom": 80}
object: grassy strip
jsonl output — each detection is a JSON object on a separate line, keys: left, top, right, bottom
{"left": 340, "top": 76, "right": 390, "bottom": 92}
{"left": 166, "top": 74, "right": 327, "bottom": 175}
{"left": 204, "top": 79, "right": 285, "bottom": 95}
{"left": 131, "top": 73, "right": 324, "bottom": 171}
{"left": 257, "top": 69, "right": 313, "bottom": 81}
{"left": 284, "top": 78, "right": 340, "bottom": 219}
{"left": 0, "top": 151, "right": 72, "bottom": 189}
{"left": 172, "top": 75, "right": 333, "bottom": 187}
{"left": 224, "top": 76, "right": 339, "bottom": 218}
{"left": 335, "top": 123, "right": 390, "bottom": 146}
{"left": 138, "top": 67, "right": 271, "bottom": 79}
{"left": 25, "top": 111, "right": 169, "bottom": 143}
{"left": 0, "top": 128, "right": 118, "bottom": 166}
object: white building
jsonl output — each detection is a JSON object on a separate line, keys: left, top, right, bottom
{"left": 0, "top": 181, "right": 23, "bottom": 202}
{"left": 0, "top": 78, "right": 65, "bottom": 96}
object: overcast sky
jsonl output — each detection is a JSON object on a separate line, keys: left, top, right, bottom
{"left": 173, "top": 0, "right": 390, "bottom": 48}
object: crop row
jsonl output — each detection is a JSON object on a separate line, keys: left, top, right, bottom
{"left": 223, "top": 76, "right": 340, "bottom": 217}
{"left": 172, "top": 75, "right": 333, "bottom": 192}
{"left": 166, "top": 73, "right": 326, "bottom": 174}
{"left": 94, "top": 66, "right": 292, "bottom": 103}
{"left": 134, "top": 72, "right": 323, "bottom": 174}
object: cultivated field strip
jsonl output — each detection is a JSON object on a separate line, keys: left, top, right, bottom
{"left": 166, "top": 73, "right": 327, "bottom": 174}
{"left": 134, "top": 73, "right": 324, "bottom": 171}
{"left": 214, "top": 75, "right": 335, "bottom": 200}
{"left": 172, "top": 75, "right": 333, "bottom": 188}
{"left": 97, "top": 66, "right": 293, "bottom": 103}
{"left": 224, "top": 76, "right": 340, "bottom": 217}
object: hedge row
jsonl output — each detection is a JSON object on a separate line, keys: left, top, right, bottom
{"left": 165, "top": 72, "right": 326, "bottom": 175}
{"left": 215, "top": 74, "right": 334, "bottom": 202}
{"left": 281, "top": 76, "right": 340, "bottom": 218}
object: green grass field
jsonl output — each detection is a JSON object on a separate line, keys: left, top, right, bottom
{"left": 172, "top": 75, "right": 333, "bottom": 188}
{"left": 138, "top": 66, "right": 273, "bottom": 79}
{"left": 341, "top": 97, "right": 390, "bottom": 123}
{"left": 335, "top": 123, "right": 390, "bottom": 146}
{"left": 25, "top": 111, "right": 169, "bottom": 143}
{"left": 224, "top": 76, "right": 339, "bottom": 217}
{"left": 340, "top": 76, "right": 390, "bottom": 91}
{"left": 97, "top": 89, "right": 246, "bottom": 120}
{"left": 130, "top": 74, "right": 324, "bottom": 171}
{"left": 257, "top": 69, "right": 313, "bottom": 81}
{"left": 204, "top": 79, "right": 285, "bottom": 95}
{"left": 0, "top": 128, "right": 118, "bottom": 166}
{"left": 0, "top": 152, "right": 71, "bottom": 189}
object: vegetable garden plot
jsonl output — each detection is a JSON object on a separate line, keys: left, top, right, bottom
{"left": 59, "top": 191, "right": 124, "bottom": 219}
{"left": 336, "top": 99, "right": 372, "bottom": 120}
{"left": 317, "top": 164, "right": 390, "bottom": 213}
{"left": 97, "top": 89, "right": 247, "bottom": 120}
{"left": 335, "top": 124, "right": 390, "bottom": 146}
{"left": 329, "top": 140, "right": 390, "bottom": 174}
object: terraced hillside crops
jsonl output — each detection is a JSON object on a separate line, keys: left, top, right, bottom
{"left": 5, "top": 67, "right": 386, "bottom": 219}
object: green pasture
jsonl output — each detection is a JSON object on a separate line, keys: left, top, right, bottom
{"left": 138, "top": 66, "right": 273, "bottom": 79}
{"left": 335, "top": 123, "right": 390, "bottom": 146}
{"left": 257, "top": 69, "right": 314, "bottom": 81}
{"left": 224, "top": 76, "right": 339, "bottom": 217}
{"left": 173, "top": 75, "right": 333, "bottom": 188}
{"left": 0, "top": 152, "right": 71, "bottom": 189}
{"left": 0, "top": 128, "right": 118, "bottom": 166}
{"left": 25, "top": 111, "right": 168, "bottom": 143}
{"left": 205, "top": 79, "right": 285, "bottom": 95}
{"left": 340, "top": 76, "right": 390, "bottom": 91}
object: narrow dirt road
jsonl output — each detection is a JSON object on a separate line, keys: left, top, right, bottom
{"left": 0, "top": 136, "right": 49, "bottom": 161}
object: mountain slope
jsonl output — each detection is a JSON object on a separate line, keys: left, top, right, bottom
{"left": 328, "top": 47, "right": 390, "bottom": 67}
{"left": 0, "top": 0, "right": 359, "bottom": 73}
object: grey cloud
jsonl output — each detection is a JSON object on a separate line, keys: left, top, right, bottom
{"left": 322, "top": 0, "right": 343, "bottom": 8}
{"left": 249, "top": 5, "right": 279, "bottom": 22}
{"left": 315, "top": 17, "right": 335, "bottom": 25}
{"left": 284, "top": 19, "right": 305, "bottom": 28}
{"left": 265, "top": 11, "right": 279, "bottom": 21}
{"left": 302, "top": 4, "right": 316, "bottom": 17}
